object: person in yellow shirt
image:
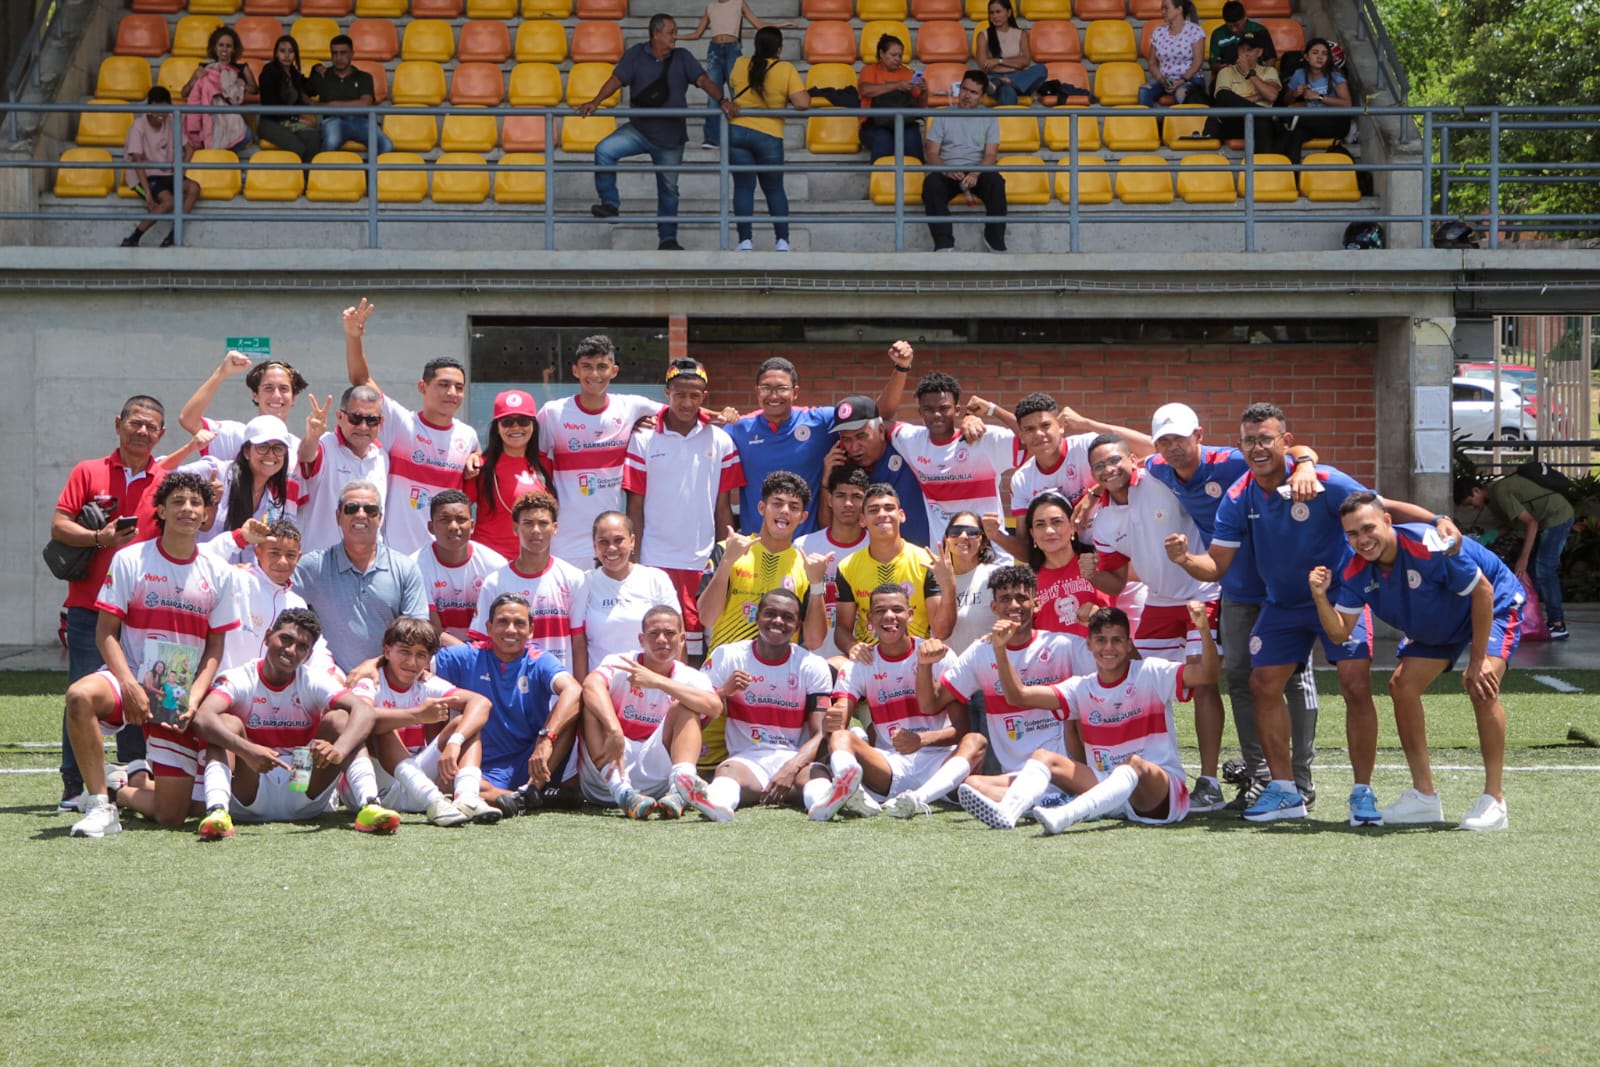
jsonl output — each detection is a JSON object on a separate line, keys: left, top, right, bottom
{"left": 726, "top": 27, "right": 809, "bottom": 251}
{"left": 833, "top": 484, "right": 957, "bottom": 655}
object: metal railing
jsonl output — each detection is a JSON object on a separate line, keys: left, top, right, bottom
{"left": 3, "top": 0, "right": 64, "bottom": 132}
{"left": 1352, "top": 0, "right": 1410, "bottom": 112}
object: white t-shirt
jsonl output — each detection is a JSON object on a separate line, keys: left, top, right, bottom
{"left": 377, "top": 395, "right": 480, "bottom": 556}
{"left": 209, "top": 659, "right": 350, "bottom": 755}
{"left": 571, "top": 564, "right": 679, "bottom": 668}
{"left": 538, "top": 392, "right": 661, "bottom": 565}
{"left": 839, "top": 637, "right": 958, "bottom": 750}
{"left": 941, "top": 630, "right": 1093, "bottom": 772}
{"left": 1087, "top": 467, "right": 1220, "bottom": 606}
{"left": 94, "top": 539, "right": 242, "bottom": 684}
{"left": 1007, "top": 431, "right": 1100, "bottom": 515}
{"left": 889, "top": 422, "right": 1020, "bottom": 543}
{"left": 593, "top": 652, "right": 716, "bottom": 741}
{"left": 704, "top": 640, "right": 833, "bottom": 754}
{"left": 350, "top": 670, "right": 459, "bottom": 754}
{"left": 622, "top": 413, "right": 745, "bottom": 570}
{"left": 1051, "top": 657, "right": 1189, "bottom": 783}
{"left": 213, "top": 560, "right": 336, "bottom": 674}
{"left": 795, "top": 527, "right": 867, "bottom": 634}
{"left": 412, "top": 542, "right": 509, "bottom": 641}
{"left": 174, "top": 455, "right": 308, "bottom": 545}
{"left": 946, "top": 561, "right": 1003, "bottom": 653}
{"left": 296, "top": 429, "right": 389, "bottom": 554}
{"left": 468, "top": 556, "right": 586, "bottom": 669}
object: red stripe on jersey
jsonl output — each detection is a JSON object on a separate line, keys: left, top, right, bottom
{"left": 867, "top": 691, "right": 922, "bottom": 727}
{"left": 1098, "top": 550, "right": 1131, "bottom": 572}
{"left": 118, "top": 603, "right": 232, "bottom": 639}
{"left": 918, "top": 478, "right": 992, "bottom": 503}
{"left": 549, "top": 443, "right": 630, "bottom": 472}
{"left": 718, "top": 454, "right": 745, "bottom": 492}
{"left": 436, "top": 606, "right": 473, "bottom": 631}
{"left": 1078, "top": 705, "right": 1170, "bottom": 746}
{"left": 387, "top": 450, "right": 464, "bottom": 489}
{"left": 249, "top": 722, "right": 321, "bottom": 749}
{"left": 725, "top": 696, "right": 807, "bottom": 731}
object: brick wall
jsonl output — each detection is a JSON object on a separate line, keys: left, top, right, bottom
{"left": 694, "top": 341, "right": 1379, "bottom": 485}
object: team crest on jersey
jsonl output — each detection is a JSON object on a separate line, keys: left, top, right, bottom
{"left": 1004, "top": 716, "right": 1025, "bottom": 741}
{"left": 1407, "top": 570, "right": 1422, "bottom": 589}
{"left": 781, "top": 576, "right": 796, "bottom": 591}
{"left": 954, "top": 447, "right": 969, "bottom": 464}
{"left": 794, "top": 426, "right": 811, "bottom": 442}
{"left": 1249, "top": 635, "right": 1263, "bottom": 654}
{"left": 567, "top": 437, "right": 581, "bottom": 451}
{"left": 1290, "top": 502, "right": 1311, "bottom": 522}
{"left": 1054, "top": 597, "right": 1080, "bottom": 625}
{"left": 1205, "top": 481, "right": 1222, "bottom": 498}
{"left": 517, "top": 676, "right": 529, "bottom": 693}
{"left": 887, "top": 454, "right": 903, "bottom": 471}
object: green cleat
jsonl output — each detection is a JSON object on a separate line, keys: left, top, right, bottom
{"left": 198, "top": 806, "right": 234, "bottom": 840}
{"left": 354, "top": 802, "right": 401, "bottom": 834}
{"left": 653, "top": 792, "right": 686, "bottom": 820}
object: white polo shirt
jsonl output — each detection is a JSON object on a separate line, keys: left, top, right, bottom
{"left": 296, "top": 428, "right": 389, "bottom": 554}
{"left": 622, "top": 412, "right": 745, "bottom": 571}
{"left": 1088, "top": 467, "right": 1220, "bottom": 606}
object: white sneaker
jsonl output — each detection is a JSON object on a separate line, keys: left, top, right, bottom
{"left": 425, "top": 797, "right": 470, "bottom": 827}
{"left": 883, "top": 793, "right": 931, "bottom": 819}
{"left": 842, "top": 787, "right": 881, "bottom": 817}
{"left": 1381, "top": 788, "right": 1444, "bottom": 825}
{"left": 808, "top": 765, "right": 861, "bottom": 821}
{"left": 70, "top": 799, "right": 121, "bottom": 838}
{"left": 736, "top": 239, "right": 753, "bottom": 251}
{"left": 1033, "top": 803, "right": 1075, "bottom": 836}
{"left": 774, "top": 238, "right": 792, "bottom": 252}
{"left": 451, "top": 794, "right": 502, "bottom": 825}
{"left": 1459, "top": 793, "right": 1508, "bottom": 831}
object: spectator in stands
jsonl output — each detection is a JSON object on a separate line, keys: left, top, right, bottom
{"left": 1208, "top": 0, "right": 1276, "bottom": 74}
{"left": 180, "top": 26, "right": 255, "bottom": 152}
{"left": 310, "top": 35, "right": 393, "bottom": 157}
{"left": 859, "top": 34, "right": 927, "bottom": 165}
{"left": 119, "top": 87, "right": 200, "bottom": 248}
{"left": 1280, "top": 38, "right": 1351, "bottom": 163}
{"left": 975, "top": 0, "right": 1049, "bottom": 106}
{"left": 1140, "top": 0, "right": 1209, "bottom": 107}
{"left": 1203, "top": 33, "right": 1282, "bottom": 149}
{"left": 465, "top": 389, "right": 547, "bottom": 561}
{"left": 683, "top": 0, "right": 794, "bottom": 150}
{"left": 727, "top": 27, "right": 809, "bottom": 252}
{"left": 922, "top": 71, "right": 1006, "bottom": 253}
{"left": 580, "top": 13, "right": 739, "bottom": 252}
{"left": 1456, "top": 473, "right": 1575, "bottom": 640}
{"left": 257, "top": 35, "right": 320, "bottom": 163}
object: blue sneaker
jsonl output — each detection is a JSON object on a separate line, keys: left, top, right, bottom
{"left": 1241, "top": 781, "right": 1308, "bottom": 823}
{"left": 1348, "top": 784, "right": 1384, "bottom": 827}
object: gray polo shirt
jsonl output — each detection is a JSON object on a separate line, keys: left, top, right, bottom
{"left": 293, "top": 543, "right": 428, "bottom": 670}
{"left": 613, "top": 42, "right": 706, "bottom": 148}
{"left": 926, "top": 109, "right": 1000, "bottom": 169}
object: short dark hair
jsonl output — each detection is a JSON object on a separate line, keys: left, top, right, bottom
{"left": 826, "top": 464, "right": 872, "bottom": 494}
{"left": 429, "top": 489, "right": 471, "bottom": 517}
{"left": 642, "top": 604, "right": 683, "bottom": 629}
{"left": 1221, "top": 0, "right": 1246, "bottom": 20}
{"left": 1022, "top": 491, "right": 1074, "bottom": 571}
{"left": 1086, "top": 432, "right": 1126, "bottom": 458}
{"left": 574, "top": 334, "right": 617, "bottom": 362}
{"left": 1013, "top": 392, "right": 1057, "bottom": 422}
{"left": 875, "top": 33, "right": 904, "bottom": 57}
{"left": 421, "top": 357, "right": 465, "bottom": 384}
{"left": 1240, "top": 401, "right": 1287, "bottom": 429}
{"left": 270, "top": 607, "right": 322, "bottom": 644}
{"left": 962, "top": 69, "right": 989, "bottom": 92}
{"left": 1338, "top": 489, "right": 1385, "bottom": 517}
{"left": 987, "top": 563, "right": 1037, "bottom": 596}
{"left": 756, "top": 356, "right": 798, "bottom": 386}
{"left": 120, "top": 395, "right": 164, "bottom": 422}
{"left": 915, "top": 371, "right": 962, "bottom": 404}
{"left": 382, "top": 616, "right": 440, "bottom": 653}
{"left": 340, "top": 383, "right": 383, "bottom": 410}
{"left": 329, "top": 33, "right": 354, "bottom": 51}
{"left": 264, "top": 518, "right": 302, "bottom": 544}
{"left": 944, "top": 510, "right": 997, "bottom": 563}
{"left": 1453, "top": 477, "right": 1483, "bottom": 505}
{"left": 868, "top": 582, "right": 910, "bottom": 608}
{"left": 757, "top": 587, "right": 803, "bottom": 615}
{"left": 1085, "top": 606, "right": 1131, "bottom": 637}
{"left": 246, "top": 360, "right": 308, "bottom": 397}
{"left": 761, "top": 469, "right": 812, "bottom": 509}
{"left": 145, "top": 86, "right": 171, "bottom": 105}
{"left": 154, "top": 470, "right": 217, "bottom": 517}
{"left": 489, "top": 592, "right": 531, "bottom": 621}
{"left": 647, "top": 12, "right": 675, "bottom": 35}
{"left": 863, "top": 483, "right": 900, "bottom": 507}
{"left": 592, "top": 509, "right": 633, "bottom": 536}
{"left": 512, "top": 490, "right": 559, "bottom": 524}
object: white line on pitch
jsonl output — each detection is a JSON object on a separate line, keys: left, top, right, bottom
{"left": 1532, "top": 674, "right": 1582, "bottom": 692}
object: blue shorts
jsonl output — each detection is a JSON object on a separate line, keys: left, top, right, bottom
{"left": 481, "top": 750, "right": 532, "bottom": 791}
{"left": 1397, "top": 605, "right": 1522, "bottom": 669}
{"left": 1250, "top": 601, "right": 1372, "bottom": 667}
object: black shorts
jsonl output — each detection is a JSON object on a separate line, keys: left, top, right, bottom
{"left": 148, "top": 175, "right": 175, "bottom": 198}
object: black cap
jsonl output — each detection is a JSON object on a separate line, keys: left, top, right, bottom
{"left": 833, "top": 396, "right": 880, "bottom": 433}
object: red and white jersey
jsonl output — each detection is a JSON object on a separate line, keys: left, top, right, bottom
{"left": 468, "top": 556, "right": 585, "bottom": 669}
{"left": 296, "top": 429, "right": 389, "bottom": 553}
{"left": 217, "top": 562, "right": 336, "bottom": 674}
{"left": 1087, "top": 468, "right": 1220, "bottom": 606}
{"left": 795, "top": 527, "right": 866, "bottom": 632}
{"left": 413, "top": 542, "right": 509, "bottom": 642}
{"left": 350, "top": 669, "right": 459, "bottom": 753}
{"left": 571, "top": 564, "right": 679, "bottom": 667}
{"left": 623, "top": 413, "right": 745, "bottom": 570}
{"left": 889, "top": 423, "right": 1021, "bottom": 544}
{"left": 1051, "top": 658, "right": 1190, "bottom": 784}
{"left": 209, "top": 659, "right": 350, "bottom": 755}
{"left": 538, "top": 392, "right": 661, "bottom": 565}
{"left": 941, "top": 630, "right": 1093, "bottom": 772}
{"left": 95, "top": 539, "right": 242, "bottom": 678}
{"left": 172, "top": 457, "right": 308, "bottom": 545}
{"left": 839, "top": 638, "right": 957, "bottom": 751}
{"left": 1007, "top": 432, "right": 1099, "bottom": 514}
{"left": 594, "top": 652, "right": 716, "bottom": 742}
{"left": 377, "top": 395, "right": 480, "bottom": 557}
{"left": 200, "top": 417, "right": 302, "bottom": 465}
{"left": 705, "top": 641, "right": 833, "bottom": 754}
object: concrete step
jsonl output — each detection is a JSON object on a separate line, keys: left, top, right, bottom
{"left": 555, "top": 165, "right": 810, "bottom": 199}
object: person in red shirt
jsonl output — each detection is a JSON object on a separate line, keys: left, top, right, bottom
{"left": 1023, "top": 491, "right": 1110, "bottom": 637}
{"left": 466, "top": 389, "right": 548, "bottom": 560}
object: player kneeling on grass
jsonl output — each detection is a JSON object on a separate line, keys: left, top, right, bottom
{"left": 962, "top": 602, "right": 1218, "bottom": 833}
{"left": 1309, "top": 492, "right": 1520, "bottom": 831}
{"left": 578, "top": 605, "right": 724, "bottom": 819}
{"left": 346, "top": 617, "right": 496, "bottom": 827}
{"left": 674, "top": 589, "right": 839, "bottom": 822}
{"left": 188, "top": 609, "right": 400, "bottom": 838}
{"left": 816, "top": 584, "right": 987, "bottom": 820}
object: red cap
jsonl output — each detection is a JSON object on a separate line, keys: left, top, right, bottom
{"left": 493, "top": 390, "right": 536, "bottom": 421}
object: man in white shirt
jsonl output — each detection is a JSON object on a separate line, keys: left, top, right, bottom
{"left": 294, "top": 384, "right": 389, "bottom": 553}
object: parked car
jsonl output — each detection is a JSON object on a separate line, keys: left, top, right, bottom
{"left": 1451, "top": 376, "right": 1538, "bottom": 441}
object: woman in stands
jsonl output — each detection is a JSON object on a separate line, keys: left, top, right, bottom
{"left": 256, "top": 35, "right": 319, "bottom": 163}
{"left": 1139, "top": 0, "right": 1208, "bottom": 106}
{"left": 1022, "top": 492, "right": 1110, "bottom": 639}
{"left": 858, "top": 34, "right": 927, "bottom": 165}
{"left": 976, "top": 0, "right": 1049, "bottom": 106}
{"left": 1280, "top": 37, "right": 1351, "bottom": 163}
{"left": 727, "top": 27, "right": 810, "bottom": 252}
{"left": 466, "top": 389, "right": 547, "bottom": 559}
{"left": 180, "top": 26, "right": 256, "bottom": 152}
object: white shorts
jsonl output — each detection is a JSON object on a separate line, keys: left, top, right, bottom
{"left": 720, "top": 744, "right": 800, "bottom": 790}
{"left": 1123, "top": 769, "right": 1190, "bottom": 826}
{"left": 579, "top": 729, "right": 674, "bottom": 804}
{"left": 343, "top": 738, "right": 442, "bottom": 813}
{"left": 882, "top": 745, "right": 957, "bottom": 796}
{"left": 233, "top": 765, "right": 340, "bottom": 823}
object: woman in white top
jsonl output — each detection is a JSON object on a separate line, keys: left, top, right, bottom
{"left": 173, "top": 414, "right": 304, "bottom": 551}
{"left": 940, "top": 510, "right": 1004, "bottom": 654}
{"left": 976, "top": 0, "right": 1050, "bottom": 106}
{"left": 1139, "top": 0, "right": 1208, "bottom": 106}
{"left": 574, "top": 512, "right": 680, "bottom": 667}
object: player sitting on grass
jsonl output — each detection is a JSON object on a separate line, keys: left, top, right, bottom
{"left": 815, "top": 584, "right": 986, "bottom": 820}
{"left": 578, "top": 605, "right": 723, "bottom": 819}
{"left": 345, "top": 617, "right": 496, "bottom": 827}
{"left": 1309, "top": 491, "right": 1521, "bottom": 831}
{"left": 675, "top": 589, "right": 838, "bottom": 822}
{"left": 188, "top": 609, "right": 399, "bottom": 838}
{"left": 961, "top": 602, "right": 1218, "bottom": 833}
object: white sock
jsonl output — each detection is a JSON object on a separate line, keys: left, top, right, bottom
{"left": 82, "top": 792, "right": 110, "bottom": 811}
{"left": 911, "top": 756, "right": 971, "bottom": 804}
{"left": 1053, "top": 763, "right": 1139, "bottom": 828}
{"left": 393, "top": 758, "right": 445, "bottom": 806}
{"left": 828, "top": 749, "right": 859, "bottom": 778}
{"left": 706, "top": 775, "right": 741, "bottom": 813}
{"left": 203, "top": 760, "right": 232, "bottom": 811}
{"left": 1002, "top": 758, "right": 1053, "bottom": 822}
{"left": 453, "top": 767, "right": 482, "bottom": 802}
{"left": 1271, "top": 778, "right": 1297, "bottom": 794}
{"left": 346, "top": 754, "right": 380, "bottom": 806}
{"left": 670, "top": 761, "right": 695, "bottom": 782}
{"left": 801, "top": 777, "right": 832, "bottom": 813}
{"left": 604, "top": 763, "right": 631, "bottom": 805}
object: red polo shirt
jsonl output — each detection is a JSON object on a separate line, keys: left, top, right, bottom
{"left": 55, "top": 450, "right": 162, "bottom": 609}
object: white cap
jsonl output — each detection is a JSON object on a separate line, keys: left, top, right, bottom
{"left": 242, "top": 414, "right": 291, "bottom": 447}
{"left": 1150, "top": 403, "right": 1200, "bottom": 442}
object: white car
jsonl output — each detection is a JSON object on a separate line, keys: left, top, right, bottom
{"left": 1451, "top": 377, "right": 1537, "bottom": 441}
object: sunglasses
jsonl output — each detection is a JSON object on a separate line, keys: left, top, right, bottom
{"left": 341, "top": 412, "right": 382, "bottom": 427}
{"left": 341, "top": 502, "right": 381, "bottom": 516}
{"left": 498, "top": 415, "right": 535, "bottom": 427}
{"left": 946, "top": 524, "right": 983, "bottom": 538}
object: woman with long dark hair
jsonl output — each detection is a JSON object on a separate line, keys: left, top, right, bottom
{"left": 1022, "top": 492, "right": 1109, "bottom": 637}
{"left": 726, "top": 26, "right": 809, "bottom": 251}
{"left": 975, "top": 0, "right": 1048, "bottom": 106}
{"left": 257, "top": 35, "right": 319, "bottom": 162}
{"left": 466, "top": 389, "right": 547, "bottom": 559}
{"left": 172, "top": 415, "right": 304, "bottom": 555}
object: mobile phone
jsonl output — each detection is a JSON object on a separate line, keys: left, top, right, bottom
{"left": 911, "top": 70, "right": 923, "bottom": 82}
{"left": 116, "top": 516, "right": 138, "bottom": 532}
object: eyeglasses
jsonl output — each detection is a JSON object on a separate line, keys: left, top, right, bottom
{"left": 341, "top": 502, "right": 381, "bottom": 516}
{"left": 498, "top": 415, "right": 534, "bottom": 427}
{"left": 946, "top": 524, "right": 983, "bottom": 538}
{"left": 1240, "top": 433, "right": 1281, "bottom": 448}
{"left": 253, "top": 442, "right": 288, "bottom": 456}
{"left": 341, "top": 412, "right": 382, "bottom": 427}
{"left": 756, "top": 383, "right": 793, "bottom": 395}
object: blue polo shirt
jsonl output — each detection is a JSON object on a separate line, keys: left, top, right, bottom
{"left": 1212, "top": 460, "right": 1368, "bottom": 609}
{"left": 293, "top": 543, "right": 428, "bottom": 670}
{"left": 433, "top": 644, "right": 571, "bottom": 770}
{"left": 1144, "top": 449, "right": 1267, "bottom": 604}
{"left": 726, "top": 406, "right": 837, "bottom": 536}
{"left": 1335, "top": 525, "right": 1523, "bottom": 646}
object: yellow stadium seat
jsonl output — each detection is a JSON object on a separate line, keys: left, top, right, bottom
{"left": 190, "top": 148, "right": 242, "bottom": 199}
{"left": 911, "top": 0, "right": 962, "bottom": 16}
{"left": 300, "top": 0, "right": 353, "bottom": 13}
{"left": 1083, "top": 19, "right": 1137, "bottom": 61}
{"left": 501, "top": 113, "right": 550, "bottom": 151}
{"left": 307, "top": 151, "right": 367, "bottom": 201}
{"left": 494, "top": 152, "right": 547, "bottom": 203}
{"left": 1074, "top": 0, "right": 1127, "bottom": 16}
{"left": 157, "top": 57, "right": 198, "bottom": 98}
{"left": 1000, "top": 154, "right": 1050, "bottom": 203}
{"left": 1300, "top": 151, "right": 1362, "bottom": 201}
{"left": 1043, "top": 112, "right": 1100, "bottom": 151}
{"left": 561, "top": 114, "right": 614, "bottom": 152}
{"left": 384, "top": 109, "right": 440, "bottom": 151}
{"left": 805, "top": 21, "right": 858, "bottom": 64}
{"left": 1115, "top": 154, "right": 1174, "bottom": 202}
{"left": 187, "top": 0, "right": 242, "bottom": 14}
{"left": 915, "top": 21, "right": 969, "bottom": 63}
{"left": 96, "top": 56, "right": 154, "bottom": 101}
{"left": 349, "top": 19, "right": 401, "bottom": 61}
{"left": 355, "top": 0, "right": 408, "bottom": 13}
{"left": 114, "top": 15, "right": 172, "bottom": 57}
{"left": 451, "top": 62, "right": 506, "bottom": 105}
{"left": 964, "top": 0, "right": 988, "bottom": 17}
{"left": 291, "top": 18, "right": 341, "bottom": 62}
{"left": 523, "top": 0, "right": 573, "bottom": 15}
{"left": 1019, "top": 0, "right": 1071, "bottom": 17}
{"left": 377, "top": 152, "right": 429, "bottom": 201}
{"left": 1055, "top": 156, "right": 1112, "bottom": 203}
{"left": 509, "top": 62, "right": 565, "bottom": 106}
{"left": 76, "top": 100, "right": 136, "bottom": 146}
{"left": 806, "top": 114, "right": 861, "bottom": 154}
{"left": 516, "top": 21, "right": 568, "bottom": 63}
{"left": 441, "top": 110, "right": 500, "bottom": 152}
{"left": 1093, "top": 61, "right": 1144, "bottom": 105}
{"left": 1177, "top": 154, "right": 1237, "bottom": 203}
{"left": 870, "top": 156, "right": 923, "bottom": 205}
{"left": 244, "top": 150, "right": 305, "bottom": 200}
{"left": 403, "top": 20, "right": 456, "bottom": 62}
{"left": 1102, "top": 106, "right": 1160, "bottom": 151}
{"left": 432, "top": 153, "right": 491, "bottom": 203}
{"left": 805, "top": 63, "right": 858, "bottom": 105}
{"left": 995, "top": 107, "right": 1041, "bottom": 152}
{"left": 411, "top": 0, "right": 464, "bottom": 14}
{"left": 459, "top": 19, "right": 513, "bottom": 62}
{"left": 571, "top": 20, "right": 626, "bottom": 63}
{"left": 566, "top": 62, "right": 619, "bottom": 107}
{"left": 392, "top": 61, "right": 448, "bottom": 106}
{"left": 1162, "top": 103, "right": 1219, "bottom": 150}
{"left": 1237, "top": 153, "right": 1297, "bottom": 200}
{"left": 859, "top": 21, "right": 911, "bottom": 63}
{"left": 54, "top": 148, "right": 116, "bottom": 198}
{"left": 857, "top": 0, "right": 908, "bottom": 18}
{"left": 468, "top": 0, "right": 521, "bottom": 15}
{"left": 1029, "top": 20, "right": 1080, "bottom": 61}
{"left": 1201, "top": 18, "right": 1223, "bottom": 39}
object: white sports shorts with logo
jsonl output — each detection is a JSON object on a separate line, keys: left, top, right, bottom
{"left": 722, "top": 743, "right": 800, "bottom": 789}
{"left": 233, "top": 765, "right": 339, "bottom": 823}
{"left": 579, "top": 728, "right": 674, "bottom": 803}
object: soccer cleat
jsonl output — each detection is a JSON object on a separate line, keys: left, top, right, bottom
{"left": 1348, "top": 784, "right": 1384, "bottom": 827}
{"left": 425, "top": 797, "right": 470, "bottom": 827}
{"left": 1033, "top": 802, "right": 1075, "bottom": 836}
{"left": 842, "top": 788, "right": 882, "bottom": 817}
{"left": 198, "top": 806, "right": 234, "bottom": 840}
{"left": 1189, "top": 776, "right": 1227, "bottom": 814}
{"left": 490, "top": 792, "right": 522, "bottom": 820}
{"left": 453, "top": 794, "right": 503, "bottom": 824}
{"left": 957, "top": 783, "right": 1017, "bottom": 830}
{"left": 354, "top": 802, "right": 401, "bottom": 834}
{"left": 619, "top": 788, "right": 654, "bottom": 821}
{"left": 672, "top": 771, "right": 733, "bottom": 823}
{"left": 1241, "top": 781, "right": 1308, "bottom": 823}
{"left": 883, "top": 793, "right": 932, "bottom": 819}
{"left": 1226, "top": 777, "right": 1268, "bottom": 811}
{"left": 1380, "top": 788, "right": 1444, "bottom": 825}
{"left": 809, "top": 766, "right": 862, "bottom": 821}
{"left": 70, "top": 800, "right": 122, "bottom": 838}
{"left": 653, "top": 791, "right": 686, "bottom": 820}
{"left": 1459, "top": 793, "right": 1509, "bottom": 832}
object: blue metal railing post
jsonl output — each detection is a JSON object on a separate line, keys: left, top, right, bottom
{"left": 543, "top": 112, "right": 556, "bottom": 251}
{"left": 1242, "top": 119, "right": 1255, "bottom": 252}
{"left": 1067, "top": 114, "right": 1079, "bottom": 253}
{"left": 171, "top": 104, "right": 185, "bottom": 247}
{"left": 1421, "top": 110, "right": 1433, "bottom": 248}
{"left": 366, "top": 104, "right": 379, "bottom": 248}
{"left": 892, "top": 115, "right": 905, "bottom": 253}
